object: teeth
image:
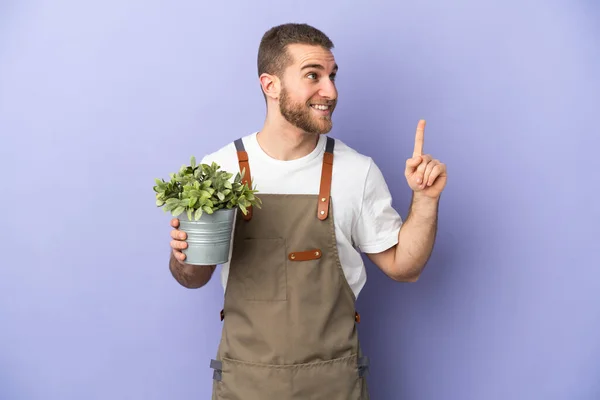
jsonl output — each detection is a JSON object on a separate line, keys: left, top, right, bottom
{"left": 311, "top": 104, "right": 329, "bottom": 111}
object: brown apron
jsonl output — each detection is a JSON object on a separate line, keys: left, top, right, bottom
{"left": 210, "top": 137, "right": 370, "bottom": 400}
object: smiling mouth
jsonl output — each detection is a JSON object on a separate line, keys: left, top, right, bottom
{"left": 310, "top": 104, "right": 332, "bottom": 111}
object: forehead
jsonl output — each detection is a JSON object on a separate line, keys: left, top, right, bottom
{"left": 285, "top": 43, "right": 337, "bottom": 70}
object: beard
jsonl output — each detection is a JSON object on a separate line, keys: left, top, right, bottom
{"left": 279, "top": 86, "right": 335, "bottom": 134}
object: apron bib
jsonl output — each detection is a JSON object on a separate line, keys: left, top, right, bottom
{"left": 210, "top": 137, "right": 370, "bottom": 400}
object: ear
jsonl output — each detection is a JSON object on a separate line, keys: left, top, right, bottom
{"left": 259, "top": 73, "right": 280, "bottom": 100}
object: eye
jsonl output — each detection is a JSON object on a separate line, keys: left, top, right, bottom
{"left": 306, "top": 72, "right": 318, "bottom": 80}
{"left": 330, "top": 74, "right": 337, "bottom": 82}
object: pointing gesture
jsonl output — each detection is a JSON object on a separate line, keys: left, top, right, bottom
{"left": 413, "top": 119, "right": 425, "bottom": 157}
{"left": 405, "top": 120, "right": 447, "bottom": 198}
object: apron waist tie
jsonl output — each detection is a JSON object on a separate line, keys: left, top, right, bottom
{"left": 210, "top": 359, "right": 223, "bottom": 381}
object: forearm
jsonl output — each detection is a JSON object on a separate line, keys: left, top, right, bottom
{"left": 169, "top": 252, "right": 216, "bottom": 289}
{"left": 394, "top": 193, "right": 439, "bottom": 279}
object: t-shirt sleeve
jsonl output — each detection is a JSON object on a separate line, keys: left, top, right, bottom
{"left": 352, "top": 158, "right": 403, "bottom": 254}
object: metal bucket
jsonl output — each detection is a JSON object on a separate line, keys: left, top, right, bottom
{"left": 178, "top": 208, "right": 236, "bottom": 265}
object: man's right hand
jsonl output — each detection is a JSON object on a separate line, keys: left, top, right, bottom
{"left": 170, "top": 217, "right": 188, "bottom": 263}
{"left": 168, "top": 217, "right": 215, "bottom": 288}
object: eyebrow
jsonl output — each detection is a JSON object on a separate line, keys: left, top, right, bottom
{"left": 301, "top": 63, "right": 338, "bottom": 72}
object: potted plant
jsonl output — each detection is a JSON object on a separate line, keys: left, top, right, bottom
{"left": 153, "top": 156, "right": 261, "bottom": 265}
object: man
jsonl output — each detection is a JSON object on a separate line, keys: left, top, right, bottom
{"left": 168, "top": 23, "right": 446, "bottom": 400}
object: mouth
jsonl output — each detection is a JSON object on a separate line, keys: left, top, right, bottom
{"left": 310, "top": 103, "right": 334, "bottom": 114}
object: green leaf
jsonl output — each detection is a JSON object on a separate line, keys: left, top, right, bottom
{"left": 155, "top": 156, "right": 262, "bottom": 220}
{"left": 173, "top": 206, "right": 185, "bottom": 216}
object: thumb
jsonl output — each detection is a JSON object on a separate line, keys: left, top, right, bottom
{"left": 405, "top": 156, "right": 422, "bottom": 169}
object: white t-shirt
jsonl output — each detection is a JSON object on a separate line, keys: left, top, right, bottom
{"left": 200, "top": 132, "right": 403, "bottom": 298}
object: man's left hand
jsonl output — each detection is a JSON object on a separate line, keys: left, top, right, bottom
{"left": 404, "top": 120, "right": 447, "bottom": 199}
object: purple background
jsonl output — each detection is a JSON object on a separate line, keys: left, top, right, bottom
{"left": 1, "top": 1, "right": 599, "bottom": 399}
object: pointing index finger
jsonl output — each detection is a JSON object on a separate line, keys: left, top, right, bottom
{"left": 413, "top": 119, "right": 425, "bottom": 157}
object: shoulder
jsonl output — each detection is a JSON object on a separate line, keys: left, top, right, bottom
{"left": 330, "top": 136, "right": 376, "bottom": 177}
{"left": 330, "top": 136, "right": 395, "bottom": 211}
{"left": 199, "top": 133, "right": 255, "bottom": 172}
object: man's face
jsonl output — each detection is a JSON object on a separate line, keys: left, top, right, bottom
{"left": 278, "top": 44, "right": 338, "bottom": 135}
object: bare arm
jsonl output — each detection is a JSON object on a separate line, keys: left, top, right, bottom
{"left": 169, "top": 252, "right": 216, "bottom": 289}
{"left": 367, "top": 120, "right": 446, "bottom": 282}
{"left": 367, "top": 193, "right": 438, "bottom": 282}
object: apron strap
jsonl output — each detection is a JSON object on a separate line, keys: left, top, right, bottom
{"left": 317, "top": 137, "right": 335, "bottom": 220}
{"left": 235, "top": 136, "right": 335, "bottom": 221}
{"left": 210, "top": 359, "right": 223, "bottom": 381}
{"left": 234, "top": 138, "right": 253, "bottom": 221}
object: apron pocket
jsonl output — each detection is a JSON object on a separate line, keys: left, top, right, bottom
{"left": 291, "top": 354, "right": 365, "bottom": 400}
{"left": 213, "top": 355, "right": 366, "bottom": 400}
{"left": 214, "top": 357, "right": 291, "bottom": 400}
{"left": 228, "top": 237, "right": 287, "bottom": 301}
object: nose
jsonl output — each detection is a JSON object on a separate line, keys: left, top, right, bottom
{"left": 318, "top": 78, "right": 337, "bottom": 100}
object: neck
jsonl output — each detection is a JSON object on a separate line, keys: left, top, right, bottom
{"left": 256, "top": 114, "right": 320, "bottom": 161}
